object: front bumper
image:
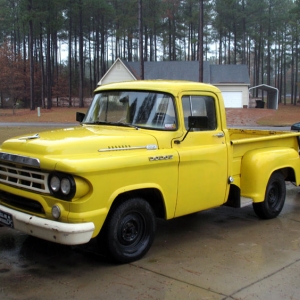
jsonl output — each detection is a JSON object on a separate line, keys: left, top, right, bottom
{"left": 0, "top": 204, "right": 95, "bottom": 245}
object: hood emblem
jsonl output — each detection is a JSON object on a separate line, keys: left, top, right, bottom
{"left": 18, "top": 133, "right": 40, "bottom": 140}
{"left": 149, "top": 155, "right": 173, "bottom": 161}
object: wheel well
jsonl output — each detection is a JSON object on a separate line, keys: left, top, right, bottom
{"left": 110, "top": 188, "right": 166, "bottom": 219}
{"left": 278, "top": 167, "right": 295, "bottom": 182}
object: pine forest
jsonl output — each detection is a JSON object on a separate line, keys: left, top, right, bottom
{"left": 0, "top": 0, "right": 299, "bottom": 109}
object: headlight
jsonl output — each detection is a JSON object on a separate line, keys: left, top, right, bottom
{"left": 50, "top": 176, "right": 60, "bottom": 192}
{"left": 48, "top": 172, "right": 76, "bottom": 200}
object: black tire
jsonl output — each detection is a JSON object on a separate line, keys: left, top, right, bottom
{"left": 253, "top": 171, "right": 286, "bottom": 219}
{"left": 105, "top": 198, "right": 156, "bottom": 263}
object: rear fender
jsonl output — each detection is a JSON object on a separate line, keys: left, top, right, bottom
{"left": 240, "top": 147, "right": 299, "bottom": 203}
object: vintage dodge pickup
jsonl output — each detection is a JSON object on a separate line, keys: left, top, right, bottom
{"left": 1, "top": 80, "right": 300, "bottom": 263}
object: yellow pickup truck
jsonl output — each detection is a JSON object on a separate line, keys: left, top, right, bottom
{"left": 1, "top": 80, "right": 300, "bottom": 263}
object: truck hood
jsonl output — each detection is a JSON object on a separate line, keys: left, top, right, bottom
{"left": 0, "top": 126, "right": 158, "bottom": 157}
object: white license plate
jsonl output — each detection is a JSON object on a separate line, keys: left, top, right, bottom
{"left": 0, "top": 210, "right": 14, "bottom": 228}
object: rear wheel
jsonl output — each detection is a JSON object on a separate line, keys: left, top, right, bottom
{"left": 104, "top": 198, "right": 156, "bottom": 263}
{"left": 253, "top": 171, "right": 286, "bottom": 219}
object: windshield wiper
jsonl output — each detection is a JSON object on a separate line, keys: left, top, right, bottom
{"left": 84, "top": 121, "right": 139, "bottom": 130}
{"left": 112, "top": 122, "right": 139, "bottom": 130}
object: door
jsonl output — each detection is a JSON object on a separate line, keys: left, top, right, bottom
{"left": 174, "top": 94, "right": 229, "bottom": 217}
{"left": 222, "top": 91, "right": 243, "bottom": 108}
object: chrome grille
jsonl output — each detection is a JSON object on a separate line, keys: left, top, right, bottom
{"left": 0, "top": 162, "right": 49, "bottom": 193}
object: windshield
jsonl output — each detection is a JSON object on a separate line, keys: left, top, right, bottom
{"left": 83, "top": 90, "right": 177, "bottom": 130}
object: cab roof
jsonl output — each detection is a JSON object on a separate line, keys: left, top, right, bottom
{"left": 94, "top": 80, "right": 221, "bottom": 96}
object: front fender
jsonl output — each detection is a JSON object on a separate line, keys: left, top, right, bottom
{"left": 240, "top": 147, "right": 299, "bottom": 202}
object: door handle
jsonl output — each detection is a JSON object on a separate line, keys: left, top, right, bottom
{"left": 213, "top": 132, "right": 224, "bottom": 138}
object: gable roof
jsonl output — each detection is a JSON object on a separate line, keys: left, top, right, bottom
{"left": 210, "top": 64, "right": 250, "bottom": 84}
{"left": 124, "top": 60, "right": 211, "bottom": 82}
{"left": 98, "top": 58, "right": 250, "bottom": 86}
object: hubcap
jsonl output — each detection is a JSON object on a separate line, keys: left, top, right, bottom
{"left": 118, "top": 213, "right": 144, "bottom": 246}
{"left": 122, "top": 220, "right": 138, "bottom": 243}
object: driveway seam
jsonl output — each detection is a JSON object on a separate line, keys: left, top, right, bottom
{"left": 226, "top": 257, "right": 300, "bottom": 299}
{"left": 131, "top": 263, "right": 228, "bottom": 298}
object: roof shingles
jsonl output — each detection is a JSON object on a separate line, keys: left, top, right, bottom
{"left": 124, "top": 60, "right": 249, "bottom": 84}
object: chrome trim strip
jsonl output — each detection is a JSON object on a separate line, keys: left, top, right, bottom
{"left": 98, "top": 144, "right": 158, "bottom": 152}
{"left": 0, "top": 152, "right": 40, "bottom": 167}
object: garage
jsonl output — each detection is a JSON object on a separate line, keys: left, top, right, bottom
{"left": 221, "top": 91, "right": 243, "bottom": 108}
{"left": 98, "top": 59, "right": 250, "bottom": 108}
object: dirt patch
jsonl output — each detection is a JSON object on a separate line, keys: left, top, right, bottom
{"left": 226, "top": 103, "right": 300, "bottom": 127}
{"left": 1, "top": 103, "right": 300, "bottom": 126}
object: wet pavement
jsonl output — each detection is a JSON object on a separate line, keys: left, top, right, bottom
{"left": 1, "top": 182, "right": 300, "bottom": 300}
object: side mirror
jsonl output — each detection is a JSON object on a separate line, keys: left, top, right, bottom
{"left": 291, "top": 122, "right": 300, "bottom": 131}
{"left": 188, "top": 116, "right": 208, "bottom": 129}
{"left": 175, "top": 116, "right": 208, "bottom": 145}
{"left": 76, "top": 112, "right": 85, "bottom": 122}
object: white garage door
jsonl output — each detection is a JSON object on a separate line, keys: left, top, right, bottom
{"left": 222, "top": 91, "right": 242, "bottom": 108}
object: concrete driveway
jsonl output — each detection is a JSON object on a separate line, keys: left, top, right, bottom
{"left": 1, "top": 182, "right": 300, "bottom": 300}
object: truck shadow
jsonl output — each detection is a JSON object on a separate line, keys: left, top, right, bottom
{"left": 12, "top": 207, "right": 259, "bottom": 269}
{"left": 0, "top": 203, "right": 287, "bottom": 276}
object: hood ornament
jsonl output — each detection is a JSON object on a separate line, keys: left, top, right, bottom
{"left": 18, "top": 133, "right": 40, "bottom": 140}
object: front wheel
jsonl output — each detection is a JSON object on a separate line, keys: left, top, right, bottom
{"left": 253, "top": 171, "right": 286, "bottom": 219}
{"left": 105, "top": 198, "right": 156, "bottom": 263}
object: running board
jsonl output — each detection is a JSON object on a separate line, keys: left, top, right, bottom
{"left": 225, "top": 185, "right": 253, "bottom": 208}
{"left": 240, "top": 197, "right": 253, "bottom": 207}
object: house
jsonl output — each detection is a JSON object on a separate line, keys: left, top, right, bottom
{"left": 98, "top": 58, "right": 250, "bottom": 108}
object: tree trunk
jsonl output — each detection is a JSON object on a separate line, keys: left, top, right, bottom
{"left": 139, "top": 0, "right": 144, "bottom": 79}
{"left": 46, "top": 29, "right": 52, "bottom": 109}
{"left": 68, "top": 0, "right": 73, "bottom": 106}
{"left": 100, "top": 15, "right": 106, "bottom": 76}
{"left": 267, "top": 3, "right": 271, "bottom": 86}
{"left": 295, "top": 33, "right": 299, "bottom": 105}
{"left": 291, "top": 40, "right": 294, "bottom": 104}
{"left": 40, "top": 23, "right": 45, "bottom": 108}
{"left": 218, "top": 31, "right": 222, "bottom": 64}
{"left": 241, "top": 0, "right": 246, "bottom": 64}
{"left": 144, "top": 25, "right": 148, "bottom": 61}
{"left": 168, "top": 18, "right": 172, "bottom": 60}
{"left": 198, "top": 0, "right": 204, "bottom": 82}
{"left": 78, "top": 0, "right": 84, "bottom": 107}
{"left": 28, "top": 0, "right": 35, "bottom": 110}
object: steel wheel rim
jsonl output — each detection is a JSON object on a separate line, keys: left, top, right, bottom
{"left": 268, "top": 182, "right": 279, "bottom": 208}
{"left": 118, "top": 213, "right": 145, "bottom": 246}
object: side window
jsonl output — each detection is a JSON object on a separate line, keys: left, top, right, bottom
{"left": 182, "top": 96, "right": 217, "bottom": 130}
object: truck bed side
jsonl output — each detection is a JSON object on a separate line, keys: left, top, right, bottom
{"left": 228, "top": 128, "right": 300, "bottom": 202}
